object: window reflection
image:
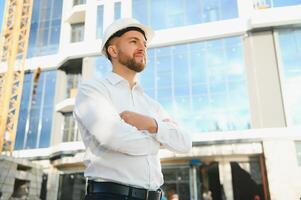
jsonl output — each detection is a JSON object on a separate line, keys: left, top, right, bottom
{"left": 253, "top": 0, "right": 301, "bottom": 9}
{"left": 73, "top": 0, "right": 86, "bottom": 6}
{"left": 96, "top": 5, "right": 104, "bottom": 38}
{"left": 114, "top": 2, "right": 121, "bottom": 20}
{"left": 71, "top": 23, "right": 85, "bottom": 43}
{"left": 162, "top": 166, "right": 190, "bottom": 200}
{"left": 27, "top": 0, "right": 63, "bottom": 58}
{"left": 0, "top": 0, "right": 5, "bottom": 32}
{"left": 62, "top": 112, "right": 80, "bottom": 142}
{"left": 58, "top": 173, "right": 85, "bottom": 200}
{"left": 278, "top": 28, "right": 301, "bottom": 126}
{"left": 94, "top": 37, "right": 250, "bottom": 132}
{"left": 15, "top": 71, "right": 56, "bottom": 150}
{"left": 132, "top": 0, "right": 238, "bottom": 30}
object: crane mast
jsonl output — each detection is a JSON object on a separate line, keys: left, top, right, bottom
{"left": 0, "top": 0, "right": 33, "bottom": 154}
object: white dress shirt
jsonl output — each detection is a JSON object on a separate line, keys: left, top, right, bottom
{"left": 74, "top": 72, "right": 192, "bottom": 190}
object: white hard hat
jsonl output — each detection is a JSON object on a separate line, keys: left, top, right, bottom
{"left": 101, "top": 18, "right": 155, "bottom": 57}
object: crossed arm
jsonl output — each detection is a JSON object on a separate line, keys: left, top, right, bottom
{"left": 119, "top": 111, "right": 158, "bottom": 133}
{"left": 74, "top": 81, "right": 192, "bottom": 156}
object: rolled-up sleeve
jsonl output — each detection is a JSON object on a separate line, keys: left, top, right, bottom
{"left": 152, "top": 103, "right": 192, "bottom": 153}
{"left": 74, "top": 81, "right": 160, "bottom": 156}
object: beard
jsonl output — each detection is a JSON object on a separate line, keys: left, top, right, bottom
{"left": 118, "top": 50, "right": 146, "bottom": 73}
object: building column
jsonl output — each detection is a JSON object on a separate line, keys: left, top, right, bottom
{"left": 82, "top": 57, "right": 95, "bottom": 80}
{"left": 218, "top": 160, "right": 234, "bottom": 200}
{"left": 189, "top": 163, "right": 199, "bottom": 200}
{"left": 243, "top": 30, "right": 286, "bottom": 128}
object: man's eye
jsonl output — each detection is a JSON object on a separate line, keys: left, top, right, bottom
{"left": 131, "top": 40, "right": 137, "bottom": 43}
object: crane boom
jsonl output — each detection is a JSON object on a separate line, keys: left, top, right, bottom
{"left": 0, "top": 0, "right": 33, "bottom": 154}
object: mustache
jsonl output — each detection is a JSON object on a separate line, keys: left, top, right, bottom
{"left": 134, "top": 50, "right": 146, "bottom": 57}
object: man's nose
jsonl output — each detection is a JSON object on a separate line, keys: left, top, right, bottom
{"left": 138, "top": 41, "right": 146, "bottom": 50}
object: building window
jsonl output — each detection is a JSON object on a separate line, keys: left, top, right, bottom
{"left": 0, "top": 0, "right": 5, "bottom": 32}
{"left": 71, "top": 23, "right": 85, "bottom": 43}
{"left": 15, "top": 70, "right": 56, "bottom": 150}
{"left": 67, "top": 73, "right": 81, "bottom": 98}
{"left": 73, "top": 0, "right": 86, "bottom": 6}
{"left": 94, "top": 56, "right": 112, "bottom": 78}
{"left": 62, "top": 112, "right": 80, "bottom": 142}
{"left": 27, "top": 0, "right": 63, "bottom": 58}
{"left": 95, "top": 37, "right": 250, "bottom": 132}
{"left": 277, "top": 28, "right": 301, "bottom": 126}
{"left": 253, "top": 0, "right": 301, "bottom": 9}
{"left": 62, "top": 59, "right": 82, "bottom": 98}
{"left": 58, "top": 173, "right": 85, "bottom": 200}
{"left": 96, "top": 5, "right": 104, "bottom": 38}
{"left": 132, "top": 0, "right": 238, "bottom": 30}
{"left": 295, "top": 142, "right": 301, "bottom": 166}
{"left": 162, "top": 166, "right": 190, "bottom": 200}
{"left": 231, "top": 158, "right": 267, "bottom": 200}
{"left": 114, "top": 2, "right": 121, "bottom": 20}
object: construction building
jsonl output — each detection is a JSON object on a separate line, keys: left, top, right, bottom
{"left": 0, "top": 0, "right": 301, "bottom": 199}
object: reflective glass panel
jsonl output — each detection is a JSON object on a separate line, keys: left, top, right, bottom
{"left": 0, "top": 0, "right": 5, "bottom": 32}
{"left": 39, "top": 71, "right": 56, "bottom": 148}
{"left": 15, "top": 73, "right": 33, "bottom": 150}
{"left": 96, "top": 5, "right": 104, "bottom": 38}
{"left": 71, "top": 23, "right": 85, "bottom": 43}
{"left": 114, "top": 2, "right": 121, "bottom": 20}
{"left": 94, "top": 37, "right": 250, "bottom": 132}
{"left": 277, "top": 28, "right": 301, "bottom": 125}
{"left": 140, "top": 37, "right": 250, "bottom": 132}
{"left": 94, "top": 56, "right": 112, "bottom": 78}
{"left": 273, "top": 0, "right": 301, "bottom": 7}
{"left": 27, "top": 0, "right": 63, "bottom": 58}
{"left": 162, "top": 166, "right": 190, "bottom": 200}
{"left": 132, "top": 0, "right": 238, "bottom": 30}
{"left": 58, "top": 173, "right": 86, "bottom": 200}
{"left": 73, "top": 0, "right": 86, "bottom": 6}
{"left": 15, "top": 70, "right": 56, "bottom": 149}
{"left": 253, "top": 0, "right": 301, "bottom": 8}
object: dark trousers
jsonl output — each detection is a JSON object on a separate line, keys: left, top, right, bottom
{"left": 84, "top": 181, "right": 162, "bottom": 200}
{"left": 84, "top": 193, "right": 150, "bottom": 200}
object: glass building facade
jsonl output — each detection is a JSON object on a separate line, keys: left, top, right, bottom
{"left": 96, "top": 5, "right": 104, "bottom": 38}
{"left": 0, "top": 0, "right": 5, "bottom": 32}
{"left": 27, "top": 0, "right": 63, "bottom": 58}
{"left": 132, "top": 0, "right": 238, "bottom": 30}
{"left": 253, "top": 0, "right": 301, "bottom": 8}
{"left": 95, "top": 36, "right": 250, "bottom": 132}
{"left": 277, "top": 27, "right": 301, "bottom": 126}
{"left": 114, "top": 2, "right": 121, "bottom": 20}
{"left": 15, "top": 70, "right": 56, "bottom": 150}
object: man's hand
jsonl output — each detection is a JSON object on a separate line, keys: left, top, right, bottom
{"left": 120, "top": 111, "right": 158, "bottom": 133}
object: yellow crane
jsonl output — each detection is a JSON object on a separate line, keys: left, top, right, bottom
{"left": 0, "top": 0, "right": 33, "bottom": 154}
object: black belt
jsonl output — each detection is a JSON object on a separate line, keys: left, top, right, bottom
{"left": 87, "top": 180, "right": 162, "bottom": 200}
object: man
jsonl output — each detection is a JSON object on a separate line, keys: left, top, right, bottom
{"left": 74, "top": 18, "right": 192, "bottom": 200}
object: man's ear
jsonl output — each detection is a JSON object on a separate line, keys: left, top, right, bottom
{"left": 107, "top": 45, "right": 118, "bottom": 59}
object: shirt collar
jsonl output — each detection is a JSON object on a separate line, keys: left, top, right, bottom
{"left": 106, "top": 72, "right": 126, "bottom": 85}
{"left": 105, "top": 72, "right": 144, "bottom": 92}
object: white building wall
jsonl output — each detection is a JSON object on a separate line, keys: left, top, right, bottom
{"left": 263, "top": 139, "right": 301, "bottom": 200}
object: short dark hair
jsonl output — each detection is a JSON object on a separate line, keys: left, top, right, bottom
{"left": 105, "top": 26, "right": 147, "bottom": 61}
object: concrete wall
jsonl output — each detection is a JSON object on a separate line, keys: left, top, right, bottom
{"left": 45, "top": 168, "right": 60, "bottom": 200}
{"left": 243, "top": 30, "right": 286, "bottom": 128}
{"left": 0, "top": 155, "right": 43, "bottom": 200}
{"left": 51, "top": 69, "right": 67, "bottom": 146}
{"left": 263, "top": 139, "right": 301, "bottom": 200}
